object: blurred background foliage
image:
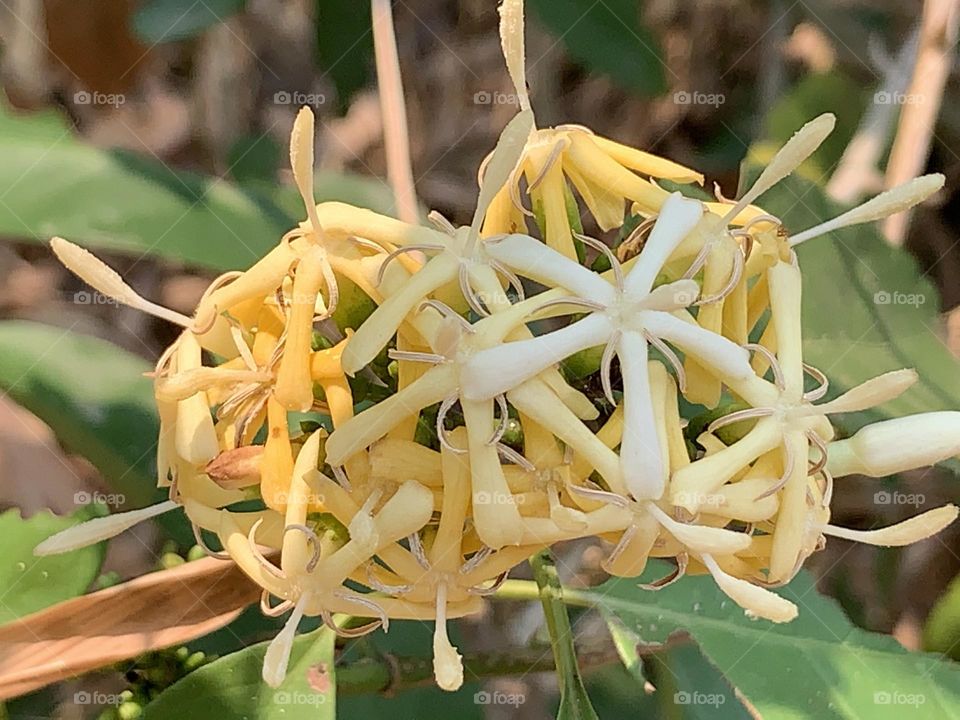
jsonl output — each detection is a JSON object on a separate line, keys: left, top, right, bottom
{"left": 1, "top": 0, "right": 960, "bottom": 718}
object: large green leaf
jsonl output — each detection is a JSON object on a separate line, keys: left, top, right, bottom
{"left": 0, "top": 102, "right": 397, "bottom": 272}
{"left": 315, "top": 0, "right": 374, "bottom": 109}
{"left": 580, "top": 562, "right": 960, "bottom": 719}
{"left": 744, "top": 165, "right": 960, "bottom": 465}
{"left": 0, "top": 505, "right": 106, "bottom": 623}
{"left": 0, "top": 101, "right": 290, "bottom": 271}
{"left": 529, "top": 0, "right": 666, "bottom": 97}
{"left": 924, "top": 573, "right": 960, "bottom": 660}
{"left": 133, "top": 0, "right": 247, "bottom": 43}
{"left": 0, "top": 321, "right": 161, "bottom": 507}
{"left": 143, "top": 626, "right": 337, "bottom": 720}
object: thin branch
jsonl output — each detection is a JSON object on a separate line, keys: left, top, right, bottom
{"left": 882, "top": 0, "right": 959, "bottom": 245}
{"left": 371, "top": 0, "right": 419, "bottom": 224}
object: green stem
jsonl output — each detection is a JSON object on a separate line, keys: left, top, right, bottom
{"left": 530, "top": 550, "right": 600, "bottom": 720}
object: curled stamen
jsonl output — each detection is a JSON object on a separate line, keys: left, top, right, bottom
{"left": 233, "top": 393, "right": 269, "bottom": 447}
{"left": 534, "top": 296, "right": 608, "bottom": 315}
{"left": 576, "top": 233, "right": 623, "bottom": 291}
{"left": 819, "top": 468, "right": 834, "bottom": 508}
{"left": 428, "top": 210, "right": 457, "bottom": 235}
{"left": 743, "top": 343, "right": 786, "bottom": 390}
{"left": 248, "top": 519, "right": 286, "bottom": 580}
{"left": 806, "top": 431, "right": 828, "bottom": 477}
{"left": 321, "top": 609, "right": 383, "bottom": 638}
{"left": 644, "top": 331, "right": 687, "bottom": 394}
{"left": 468, "top": 570, "right": 510, "bottom": 595}
{"left": 365, "top": 563, "right": 413, "bottom": 594}
{"left": 192, "top": 523, "right": 232, "bottom": 561}
{"left": 407, "top": 532, "right": 432, "bottom": 570}
{"left": 600, "top": 331, "right": 621, "bottom": 406}
{"left": 260, "top": 590, "right": 295, "bottom": 617}
{"left": 282, "top": 524, "right": 322, "bottom": 572}
{"left": 638, "top": 553, "right": 688, "bottom": 591}
{"left": 332, "top": 464, "right": 352, "bottom": 492}
{"left": 616, "top": 215, "right": 659, "bottom": 262}
{"left": 334, "top": 590, "right": 391, "bottom": 632}
{"left": 695, "top": 246, "right": 744, "bottom": 305}
{"left": 488, "top": 259, "right": 526, "bottom": 302}
{"left": 496, "top": 442, "right": 537, "bottom": 472}
{"left": 459, "top": 545, "right": 494, "bottom": 575}
{"left": 706, "top": 406, "right": 775, "bottom": 435}
{"left": 417, "top": 300, "right": 476, "bottom": 333}
{"left": 459, "top": 263, "right": 489, "bottom": 317}
{"left": 375, "top": 244, "right": 442, "bottom": 286}
{"left": 601, "top": 524, "right": 636, "bottom": 573}
{"left": 526, "top": 138, "right": 568, "bottom": 192}
{"left": 681, "top": 240, "right": 712, "bottom": 280}
{"left": 568, "top": 482, "right": 630, "bottom": 508}
{"left": 436, "top": 395, "right": 467, "bottom": 454}
{"left": 388, "top": 349, "right": 447, "bottom": 365}
{"left": 755, "top": 441, "right": 795, "bottom": 500}
{"left": 488, "top": 394, "right": 511, "bottom": 446}
{"left": 802, "top": 363, "right": 829, "bottom": 402}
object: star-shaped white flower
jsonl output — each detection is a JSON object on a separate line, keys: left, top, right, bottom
{"left": 462, "top": 192, "right": 755, "bottom": 501}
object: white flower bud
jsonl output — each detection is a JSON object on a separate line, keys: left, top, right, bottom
{"left": 827, "top": 411, "right": 960, "bottom": 477}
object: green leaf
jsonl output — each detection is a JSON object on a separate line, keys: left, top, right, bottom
{"left": 746, "top": 167, "right": 960, "bottom": 473}
{"left": 0, "top": 101, "right": 287, "bottom": 271}
{"left": 144, "top": 626, "right": 337, "bottom": 720}
{"left": 0, "top": 321, "right": 161, "bottom": 507}
{"left": 315, "top": 1, "right": 374, "bottom": 109}
{"left": 528, "top": 0, "right": 666, "bottom": 97}
{"left": 763, "top": 71, "right": 866, "bottom": 174}
{"left": 923, "top": 573, "right": 960, "bottom": 660}
{"left": 531, "top": 551, "right": 599, "bottom": 720}
{"left": 133, "top": 0, "right": 247, "bottom": 43}
{"left": 582, "top": 562, "right": 960, "bottom": 718}
{"left": 0, "top": 504, "right": 107, "bottom": 623}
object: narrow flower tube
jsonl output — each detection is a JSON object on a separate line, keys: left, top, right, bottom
{"left": 174, "top": 331, "right": 220, "bottom": 465}
{"left": 701, "top": 554, "right": 798, "bottom": 622}
{"left": 34, "top": 500, "right": 179, "bottom": 556}
{"left": 823, "top": 505, "right": 958, "bottom": 546}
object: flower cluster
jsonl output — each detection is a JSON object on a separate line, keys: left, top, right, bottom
{"left": 38, "top": 0, "right": 960, "bottom": 693}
